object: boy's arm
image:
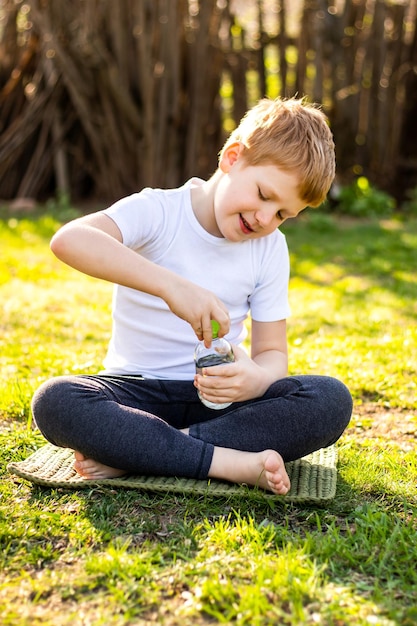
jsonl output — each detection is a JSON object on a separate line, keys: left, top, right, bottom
{"left": 250, "top": 319, "right": 288, "bottom": 387}
{"left": 50, "top": 212, "right": 229, "bottom": 341}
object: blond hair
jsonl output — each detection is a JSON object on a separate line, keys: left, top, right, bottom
{"left": 220, "top": 97, "right": 336, "bottom": 207}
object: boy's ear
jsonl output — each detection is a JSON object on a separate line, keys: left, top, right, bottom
{"left": 219, "top": 141, "right": 246, "bottom": 172}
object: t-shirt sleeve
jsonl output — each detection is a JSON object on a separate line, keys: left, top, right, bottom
{"left": 103, "top": 188, "right": 165, "bottom": 249}
{"left": 249, "top": 231, "right": 291, "bottom": 322}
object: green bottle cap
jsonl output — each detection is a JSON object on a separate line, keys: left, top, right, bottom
{"left": 211, "top": 319, "right": 220, "bottom": 338}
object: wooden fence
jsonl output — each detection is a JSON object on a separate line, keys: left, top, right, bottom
{"left": 0, "top": 0, "right": 416, "bottom": 204}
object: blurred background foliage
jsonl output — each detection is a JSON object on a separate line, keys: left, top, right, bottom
{"left": 0, "top": 0, "right": 416, "bottom": 214}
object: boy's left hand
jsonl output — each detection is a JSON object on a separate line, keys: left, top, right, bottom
{"left": 194, "top": 345, "right": 279, "bottom": 404}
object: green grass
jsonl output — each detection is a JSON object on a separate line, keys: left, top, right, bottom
{"left": 1, "top": 208, "right": 416, "bottom": 625}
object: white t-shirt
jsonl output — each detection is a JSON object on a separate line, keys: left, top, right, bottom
{"left": 102, "top": 178, "right": 290, "bottom": 379}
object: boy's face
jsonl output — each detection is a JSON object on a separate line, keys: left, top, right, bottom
{"left": 213, "top": 143, "right": 306, "bottom": 242}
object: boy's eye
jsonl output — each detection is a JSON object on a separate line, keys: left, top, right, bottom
{"left": 258, "top": 186, "right": 283, "bottom": 221}
{"left": 258, "top": 187, "right": 267, "bottom": 201}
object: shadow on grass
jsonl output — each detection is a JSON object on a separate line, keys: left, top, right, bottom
{"left": 1, "top": 419, "right": 415, "bottom": 626}
{"left": 19, "top": 470, "right": 416, "bottom": 623}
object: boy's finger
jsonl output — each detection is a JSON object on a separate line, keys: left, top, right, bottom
{"left": 216, "top": 311, "right": 231, "bottom": 337}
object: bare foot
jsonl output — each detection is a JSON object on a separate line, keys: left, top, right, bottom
{"left": 208, "top": 447, "right": 290, "bottom": 495}
{"left": 73, "top": 451, "right": 127, "bottom": 480}
{"left": 261, "top": 451, "right": 291, "bottom": 494}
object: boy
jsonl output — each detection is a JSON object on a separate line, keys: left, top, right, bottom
{"left": 32, "top": 97, "right": 352, "bottom": 495}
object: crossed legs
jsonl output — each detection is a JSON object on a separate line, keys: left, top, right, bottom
{"left": 73, "top": 446, "right": 291, "bottom": 495}
{"left": 32, "top": 374, "right": 352, "bottom": 495}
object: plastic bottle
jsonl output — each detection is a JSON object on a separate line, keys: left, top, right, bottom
{"left": 194, "top": 320, "right": 235, "bottom": 409}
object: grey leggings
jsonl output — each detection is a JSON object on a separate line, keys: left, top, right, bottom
{"left": 32, "top": 374, "right": 352, "bottom": 480}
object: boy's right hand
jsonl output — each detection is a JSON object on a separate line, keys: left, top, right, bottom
{"left": 163, "top": 279, "right": 230, "bottom": 346}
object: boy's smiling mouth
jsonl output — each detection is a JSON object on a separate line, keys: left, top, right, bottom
{"left": 240, "top": 214, "right": 254, "bottom": 234}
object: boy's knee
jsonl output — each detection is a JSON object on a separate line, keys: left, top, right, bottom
{"left": 319, "top": 376, "right": 353, "bottom": 435}
{"left": 299, "top": 374, "right": 352, "bottom": 433}
{"left": 32, "top": 376, "right": 67, "bottom": 414}
{"left": 31, "top": 376, "right": 75, "bottom": 441}
{"left": 331, "top": 378, "right": 352, "bottom": 424}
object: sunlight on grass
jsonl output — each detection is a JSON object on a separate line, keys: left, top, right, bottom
{"left": 1, "top": 216, "right": 112, "bottom": 420}
{"left": 339, "top": 443, "right": 417, "bottom": 500}
{"left": 1, "top": 210, "right": 416, "bottom": 625}
{"left": 283, "top": 215, "right": 417, "bottom": 409}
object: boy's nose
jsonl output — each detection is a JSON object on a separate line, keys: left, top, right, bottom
{"left": 255, "top": 209, "right": 275, "bottom": 228}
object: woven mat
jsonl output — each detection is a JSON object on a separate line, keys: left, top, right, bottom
{"left": 8, "top": 443, "right": 338, "bottom": 502}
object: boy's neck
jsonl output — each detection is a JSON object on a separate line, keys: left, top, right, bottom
{"left": 190, "top": 171, "right": 223, "bottom": 238}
